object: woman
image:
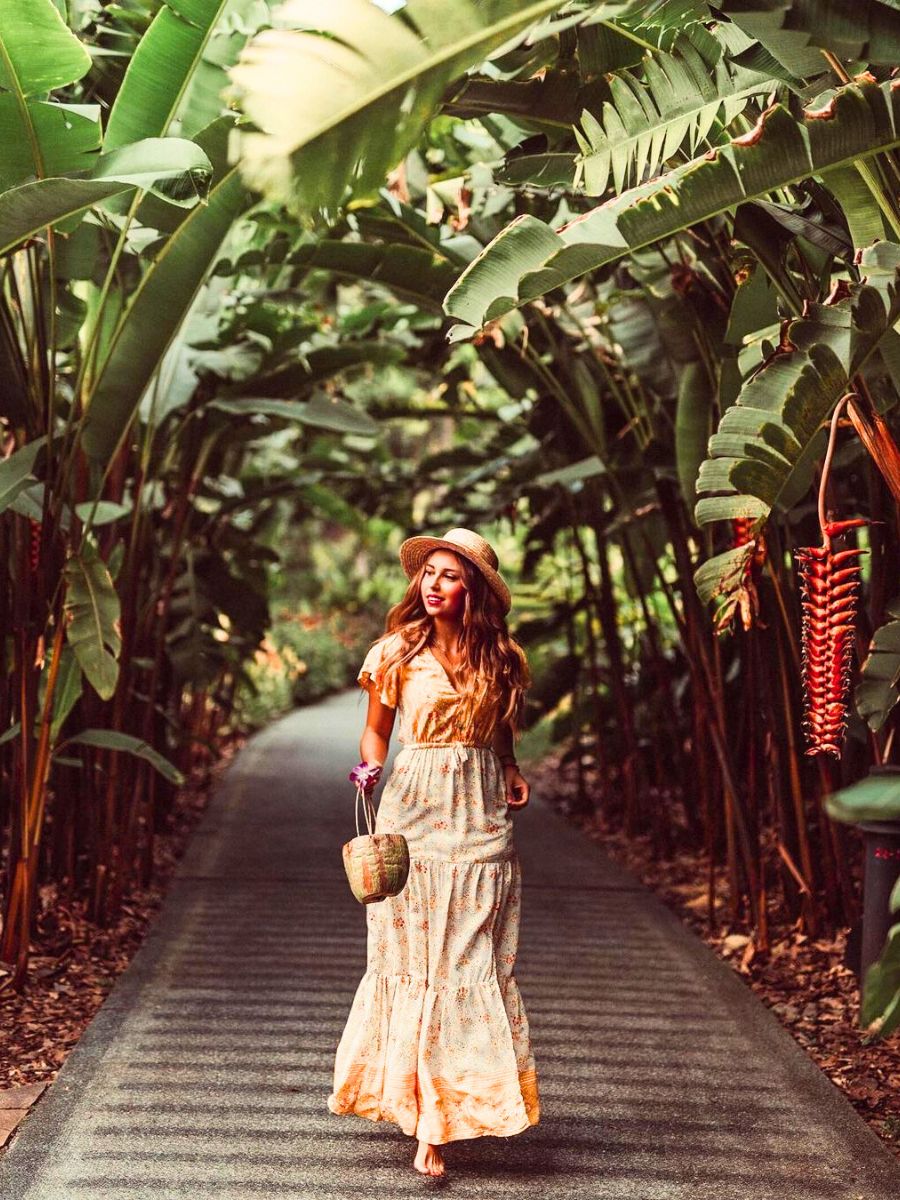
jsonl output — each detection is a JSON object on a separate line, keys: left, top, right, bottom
{"left": 326, "top": 527, "right": 540, "bottom": 1177}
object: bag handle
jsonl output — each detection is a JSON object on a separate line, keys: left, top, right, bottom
{"left": 354, "top": 783, "right": 377, "bottom": 838}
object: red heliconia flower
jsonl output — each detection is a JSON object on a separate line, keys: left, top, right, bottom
{"left": 731, "top": 517, "right": 755, "bottom": 547}
{"left": 793, "top": 518, "right": 869, "bottom": 758}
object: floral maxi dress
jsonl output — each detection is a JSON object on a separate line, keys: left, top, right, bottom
{"left": 326, "top": 632, "right": 541, "bottom": 1145}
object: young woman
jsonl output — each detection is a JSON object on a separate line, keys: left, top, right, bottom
{"left": 326, "top": 527, "right": 540, "bottom": 1177}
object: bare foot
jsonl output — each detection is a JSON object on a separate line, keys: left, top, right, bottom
{"left": 413, "top": 1138, "right": 445, "bottom": 1176}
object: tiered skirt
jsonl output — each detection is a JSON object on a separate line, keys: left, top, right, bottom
{"left": 326, "top": 742, "right": 540, "bottom": 1145}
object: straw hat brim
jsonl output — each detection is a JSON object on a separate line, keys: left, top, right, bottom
{"left": 399, "top": 535, "right": 511, "bottom": 614}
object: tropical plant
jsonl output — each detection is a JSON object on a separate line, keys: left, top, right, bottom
{"left": 825, "top": 770, "right": 900, "bottom": 1039}
{"left": 1, "top": 0, "right": 415, "bottom": 986}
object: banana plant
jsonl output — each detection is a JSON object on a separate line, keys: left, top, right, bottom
{"left": 226, "top": 0, "right": 613, "bottom": 222}
{"left": 863, "top": 878, "right": 900, "bottom": 1040}
{"left": 0, "top": 0, "right": 273, "bottom": 984}
{"left": 825, "top": 772, "right": 900, "bottom": 1038}
{"left": 443, "top": 77, "right": 900, "bottom": 337}
{"left": 716, "top": 0, "right": 900, "bottom": 72}
{"left": 693, "top": 242, "right": 900, "bottom": 606}
{"left": 574, "top": 34, "right": 776, "bottom": 196}
{"left": 855, "top": 596, "right": 900, "bottom": 733}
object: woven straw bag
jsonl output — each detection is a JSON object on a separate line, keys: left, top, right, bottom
{"left": 342, "top": 784, "right": 410, "bottom": 904}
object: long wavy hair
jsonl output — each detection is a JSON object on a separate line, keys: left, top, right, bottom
{"left": 366, "top": 549, "right": 531, "bottom": 741}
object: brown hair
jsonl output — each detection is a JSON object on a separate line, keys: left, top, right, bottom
{"left": 367, "top": 549, "right": 531, "bottom": 741}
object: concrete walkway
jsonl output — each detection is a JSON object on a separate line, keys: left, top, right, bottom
{"left": 2, "top": 687, "right": 899, "bottom": 1199}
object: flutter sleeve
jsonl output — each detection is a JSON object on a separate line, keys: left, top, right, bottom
{"left": 357, "top": 635, "right": 401, "bottom": 708}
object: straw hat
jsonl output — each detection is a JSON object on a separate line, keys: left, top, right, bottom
{"left": 399, "top": 527, "right": 511, "bottom": 614}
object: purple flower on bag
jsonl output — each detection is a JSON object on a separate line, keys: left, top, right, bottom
{"left": 349, "top": 760, "right": 383, "bottom": 791}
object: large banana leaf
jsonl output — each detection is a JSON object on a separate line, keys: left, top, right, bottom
{"left": 444, "top": 76, "right": 900, "bottom": 337}
{"left": 692, "top": 242, "right": 900, "bottom": 604}
{"left": 855, "top": 596, "right": 900, "bottom": 732}
{"left": 0, "top": 179, "right": 126, "bottom": 256}
{"left": 825, "top": 769, "right": 900, "bottom": 823}
{"left": 0, "top": 0, "right": 94, "bottom": 184}
{"left": 89, "top": 136, "right": 214, "bottom": 206}
{"left": 209, "top": 392, "right": 380, "bottom": 435}
{"left": 0, "top": 100, "right": 101, "bottom": 189}
{"left": 62, "top": 540, "right": 122, "bottom": 701}
{"left": 82, "top": 119, "right": 248, "bottom": 461}
{"left": 824, "top": 164, "right": 887, "bottom": 250}
{"left": 0, "top": 438, "right": 46, "bottom": 508}
{"left": 0, "top": 0, "right": 91, "bottom": 97}
{"left": 227, "top": 0, "right": 592, "bottom": 220}
{"left": 0, "top": 135, "right": 214, "bottom": 259}
{"left": 56, "top": 729, "right": 185, "bottom": 784}
{"left": 718, "top": 1, "right": 900, "bottom": 72}
{"left": 287, "top": 240, "right": 457, "bottom": 311}
{"left": 675, "top": 360, "right": 715, "bottom": 513}
{"left": 105, "top": 0, "right": 233, "bottom": 147}
{"left": 575, "top": 40, "right": 775, "bottom": 196}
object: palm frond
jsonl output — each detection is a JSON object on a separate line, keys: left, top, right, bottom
{"left": 574, "top": 39, "right": 776, "bottom": 196}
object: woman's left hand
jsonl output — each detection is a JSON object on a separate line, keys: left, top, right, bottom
{"left": 503, "top": 764, "right": 530, "bottom": 810}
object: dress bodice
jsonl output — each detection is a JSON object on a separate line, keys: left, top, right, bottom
{"left": 357, "top": 632, "right": 502, "bottom": 746}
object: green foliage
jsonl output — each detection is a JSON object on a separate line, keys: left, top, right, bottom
{"left": 2, "top": 0, "right": 900, "bottom": 972}
{"left": 61, "top": 540, "right": 123, "bottom": 702}
{"left": 0, "top": 439, "right": 46, "bottom": 508}
{"left": 0, "top": 137, "right": 213, "bottom": 260}
{"left": 675, "top": 361, "right": 715, "bottom": 513}
{"left": 717, "top": 0, "right": 900, "bottom": 70}
{"left": 227, "top": 0, "right": 574, "bottom": 221}
{"left": 0, "top": 0, "right": 91, "bottom": 97}
{"left": 104, "top": 0, "right": 234, "bottom": 149}
{"left": 56, "top": 728, "right": 186, "bottom": 785}
{"left": 824, "top": 771, "right": 900, "bottom": 824}
{"left": 863, "top": 921, "right": 900, "bottom": 1040}
{"left": 82, "top": 123, "right": 245, "bottom": 461}
{"left": 856, "top": 595, "right": 900, "bottom": 732}
{"left": 692, "top": 242, "right": 900, "bottom": 604}
{"left": 574, "top": 40, "right": 775, "bottom": 196}
{"left": 235, "top": 612, "right": 377, "bottom": 728}
{"left": 444, "top": 77, "right": 900, "bottom": 336}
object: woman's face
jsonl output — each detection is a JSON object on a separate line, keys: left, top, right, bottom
{"left": 421, "top": 551, "right": 466, "bottom": 619}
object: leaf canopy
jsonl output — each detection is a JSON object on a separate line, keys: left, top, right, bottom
{"left": 227, "top": 0, "right": 581, "bottom": 221}
{"left": 444, "top": 77, "right": 900, "bottom": 336}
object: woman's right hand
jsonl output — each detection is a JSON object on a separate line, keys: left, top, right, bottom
{"left": 349, "top": 760, "right": 383, "bottom": 793}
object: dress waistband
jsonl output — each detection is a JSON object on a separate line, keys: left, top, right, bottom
{"left": 406, "top": 741, "right": 492, "bottom": 748}
{"left": 403, "top": 741, "right": 493, "bottom": 767}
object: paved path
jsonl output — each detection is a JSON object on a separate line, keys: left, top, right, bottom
{"left": 2, "top": 687, "right": 899, "bottom": 1199}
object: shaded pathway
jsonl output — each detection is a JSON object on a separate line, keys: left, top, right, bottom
{"left": 1, "top": 687, "right": 898, "bottom": 1199}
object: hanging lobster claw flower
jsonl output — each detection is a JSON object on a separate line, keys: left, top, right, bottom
{"left": 793, "top": 519, "right": 869, "bottom": 758}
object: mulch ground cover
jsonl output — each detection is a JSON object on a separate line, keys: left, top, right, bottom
{"left": 529, "top": 747, "right": 900, "bottom": 1160}
{"left": 0, "top": 731, "right": 245, "bottom": 1115}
